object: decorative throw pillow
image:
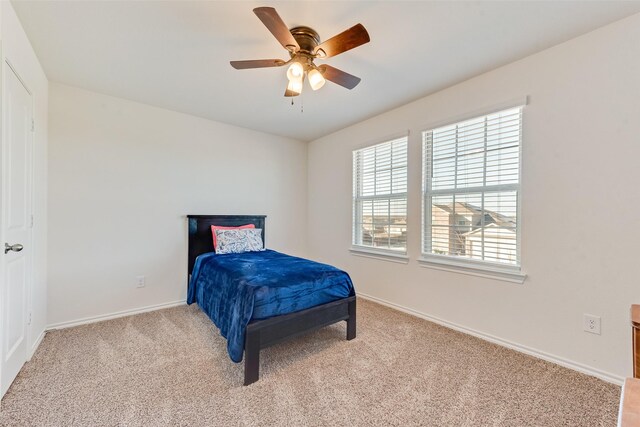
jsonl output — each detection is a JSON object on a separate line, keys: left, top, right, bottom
{"left": 214, "top": 228, "right": 265, "bottom": 254}
{"left": 211, "top": 224, "right": 255, "bottom": 250}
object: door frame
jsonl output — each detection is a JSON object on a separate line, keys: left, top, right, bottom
{"left": 0, "top": 53, "right": 36, "bottom": 398}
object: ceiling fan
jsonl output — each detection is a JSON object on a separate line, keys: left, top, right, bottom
{"left": 230, "top": 7, "right": 370, "bottom": 97}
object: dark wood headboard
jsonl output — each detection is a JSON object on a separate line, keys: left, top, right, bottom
{"left": 187, "top": 215, "right": 266, "bottom": 278}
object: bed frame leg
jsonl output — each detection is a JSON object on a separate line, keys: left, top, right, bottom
{"left": 244, "top": 328, "right": 260, "bottom": 386}
{"left": 346, "top": 298, "right": 357, "bottom": 340}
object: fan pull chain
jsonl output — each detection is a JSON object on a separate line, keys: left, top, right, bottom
{"left": 288, "top": 96, "right": 303, "bottom": 114}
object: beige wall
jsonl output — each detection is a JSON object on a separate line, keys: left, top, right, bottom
{"left": 47, "top": 83, "right": 307, "bottom": 326}
{"left": 308, "top": 13, "right": 640, "bottom": 383}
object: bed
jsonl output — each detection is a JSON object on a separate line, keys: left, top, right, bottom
{"left": 186, "top": 214, "right": 356, "bottom": 385}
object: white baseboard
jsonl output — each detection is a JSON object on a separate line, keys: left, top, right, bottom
{"left": 46, "top": 300, "right": 187, "bottom": 331}
{"left": 27, "top": 329, "right": 46, "bottom": 361}
{"left": 358, "top": 292, "right": 624, "bottom": 386}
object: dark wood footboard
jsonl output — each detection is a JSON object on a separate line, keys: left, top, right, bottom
{"left": 244, "top": 295, "right": 357, "bottom": 385}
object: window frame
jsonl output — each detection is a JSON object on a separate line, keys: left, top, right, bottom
{"left": 351, "top": 134, "right": 409, "bottom": 259}
{"left": 420, "top": 101, "right": 527, "bottom": 283}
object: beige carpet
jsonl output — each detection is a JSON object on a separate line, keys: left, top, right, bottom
{"left": 0, "top": 299, "right": 620, "bottom": 426}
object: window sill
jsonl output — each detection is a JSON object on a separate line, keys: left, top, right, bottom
{"left": 418, "top": 256, "right": 526, "bottom": 284}
{"left": 350, "top": 247, "right": 409, "bottom": 264}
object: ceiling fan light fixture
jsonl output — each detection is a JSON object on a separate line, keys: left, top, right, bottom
{"left": 231, "top": 7, "right": 370, "bottom": 97}
{"left": 308, "top": 68, "right": 326, "bottom": 91}
{"left": 286, "top": 62, "right": 304, "bottom": 81}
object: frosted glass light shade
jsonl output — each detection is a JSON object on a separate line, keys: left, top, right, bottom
{"left": 287, "top": 78, "right": 303, "bottom": 95}
{"left": 286, "top": 62, "right": 304, "bottom": 81}
{"left": 308, "top": 69, "right": 326, "bottom": 91}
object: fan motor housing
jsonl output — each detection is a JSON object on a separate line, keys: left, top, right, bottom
{"left": 290, "top": 26, "right": 321, "bottom": 55}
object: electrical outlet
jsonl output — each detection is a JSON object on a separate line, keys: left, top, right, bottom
{"left": 583, "top": 314, "right": 601, "bottom": 335}
{"left": 136, "top": 276, "right": 146, "bottom": 288}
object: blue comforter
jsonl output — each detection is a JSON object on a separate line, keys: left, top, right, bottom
{"left": 187, "top": 250, "right": 355, "bottom": 362}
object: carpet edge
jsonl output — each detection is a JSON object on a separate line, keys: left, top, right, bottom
{"left": 358, "top": 292, "right": 624, "bottom": 386}
{"left": 46, "top": 300, "right": 187, "bottom": 330}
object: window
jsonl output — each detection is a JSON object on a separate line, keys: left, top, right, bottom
{"left": 353, "top": 136, "right": 408, "bottom": 253}
{"left": 422, "top": 107, "right": 522, "bottom": 268}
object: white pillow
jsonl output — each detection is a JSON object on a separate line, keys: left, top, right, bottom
{"left": 214, "top": 228, "right": 265, "bottom": 254}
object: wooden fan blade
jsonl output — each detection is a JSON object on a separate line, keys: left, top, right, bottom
{"left": 314, "top": 24, "right": 370, "bottom": 58}
{"left": 253, "top": 7, "right": 300, "bottom": 52}
{"left": 318, "top": 65, "right": 361, "bottom": 89}
{"left": 230, "top": 59, "right": 285, "bottom": 70}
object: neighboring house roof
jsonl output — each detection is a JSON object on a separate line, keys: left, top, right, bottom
{"left": 463, "top": 222, "right": 516, "bottom": 237}
{"left": 433, "top": 202, "right": 516, "bottom": 228}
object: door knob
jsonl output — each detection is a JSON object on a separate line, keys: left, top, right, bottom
{"left": 5, "top": 243, "right": 23, "bottom": 254}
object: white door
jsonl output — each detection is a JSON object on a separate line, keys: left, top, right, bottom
{"left": 1, "top": 62, "right": 32, "bottom": 397}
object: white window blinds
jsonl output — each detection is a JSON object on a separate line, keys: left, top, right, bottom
{"left": 353, "top": 136, "right": 408, "bottom": 252}
{"left": 422, "top": 107, "right": 522, "bottom": 266}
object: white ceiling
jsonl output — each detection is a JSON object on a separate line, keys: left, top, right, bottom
{"left": 12, "top": 1, "right": 640, "bottom": 141}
